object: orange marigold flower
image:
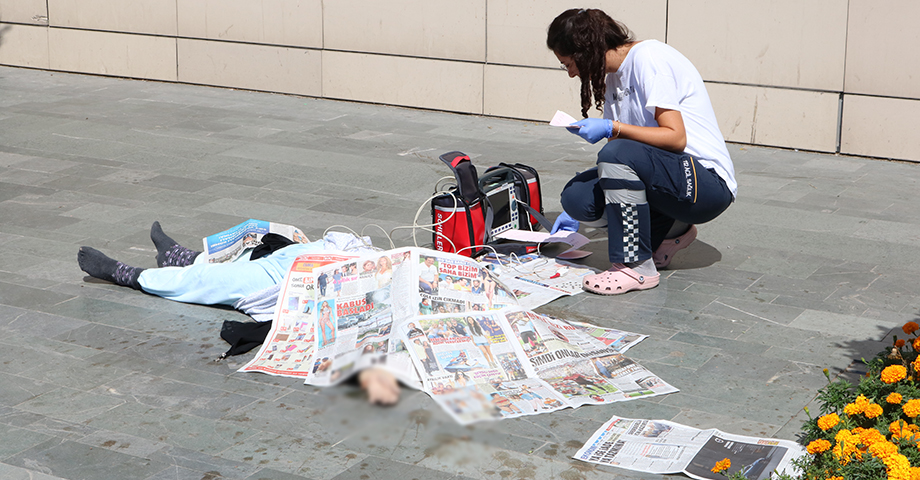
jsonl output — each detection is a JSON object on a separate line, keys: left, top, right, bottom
{"left": 882, "top": 453, "right": 911, "bottom": 480}
{"left": 897, "top": 339, "right": 907, "bottom": 348}
{"left": 845, "top": 395, "right": 871, "bottom": 416}
{"left": 817, "top": 413, "right": 840, "bottom": 431}
{"left": 905, "top": 399, "right": 920, "bottom": 418}
{"left": 904, "top": 322, "right": 920, "bottom": 335}
{"left": 869, "top": 440, "right": 897, "bottom": 456}
{"left": 913, "top": 338, "right": 920, "bottom": 352}
{"left": 808, "top": 439, "right": 832, "bottom": 454}
{"left": 833, "top": 429, "right": 861, "bottom": 465}
{"left": 859, "top": 428, "right": 887, "bottom": 447}
{"left": 711, "top": 458, "right": 731, "bottom": 474}
{"left": 889, "top": 393, "right": 904, "bottom": 404}
{"left": 827, "top": 477, "right": 843, "bottom": 480}
{"left": 882, "top": 365, "right": 908, "bottom": 384}
{"left": 909, "top": 467, "right": 920, "bottom": 480}
{"left": 865, "top": 403, "right": 884, "bottom": 419}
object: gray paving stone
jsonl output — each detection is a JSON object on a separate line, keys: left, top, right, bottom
{"left": 6, "top": 440, "right": 172, "bottom": 480}
{"left": 147, "top": 445, "right": 262, "bottom": 480}
{"left": 87, "top": 402, "right": 260, "bottom": 453}
{"left": 0, "top": 462, "right": 68, "bottom": 480}
{"left": 243, "top": 468, "right": 317, "bottom": 480}
{"left": 0, "top": 424, "right": 54, "bottom": 460}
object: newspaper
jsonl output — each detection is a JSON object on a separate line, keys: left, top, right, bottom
{"left": 236, "top": 244, "right": 677, "bottom": 423}
{"left": 574, "top": 416, "right": 805, "bottom": 480}
{"left": 202, "top": 218, "right": 308, "bottom": 264}
{"left": 397, "top": 306, "right": 676, "bottom": 424}
{"left": 237, "top": 252, "right": 359, "bottom": 378}
{"left": 569, "top": 321, "right": 647, "bottom": 354}
{"left": 479, "top": 253, "right": 596, "bottom": 309}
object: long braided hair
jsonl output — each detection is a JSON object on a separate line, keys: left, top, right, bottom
{"left": 546, "top": 9, "right": 634, "bottom": 118}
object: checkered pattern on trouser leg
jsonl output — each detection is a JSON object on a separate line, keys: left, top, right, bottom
{"left": 621, "top": 204, "right": 640, "bottom": 262}
{"left": 603, "top": 201, "right": 651, "bottom": 264}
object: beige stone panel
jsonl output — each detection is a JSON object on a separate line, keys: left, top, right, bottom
{"left": 48, "top": 0, "right": 176, "bottom": 35}
{"left": 178, "top": 39, "right": 321, "bottom": 96}
{"left": 0, "top": 23, "right": 49, "bottom": 68}
{"left": 49, "top": 29, "right": 177, "bottom": 81}
{"left": 324, "top": 0, "right": 485, "bottom": 61}
{"left": 845, "top": 1, "right": 920, "bottom": 98}
{"left": 708, "top": 83, "right": 838, "bottom": 152}
{"left": 488, "top": 0, "right": 667, "bottom": 68}
{"left": 176, "top": 0, "right": 322, "bottom": 48}
{"left": 0, "top": 0, "right": 48, "bottom": 24}
{"left": 323, "top": 51, "right": 482, "bottom": 114}
{"left": 483, "top": 64, "right": 584, "bottom": 121}
{"left": 841, "top": 95, "right": 920, "bottom": 162}
{"left": 668, "top": 0, "right": 846, "bottom": 91}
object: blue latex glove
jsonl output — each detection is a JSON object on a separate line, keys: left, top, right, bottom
{"left": 567, "top": 118, "right": 613, "bottom": 144}
{"left": 551, "top": 211, "right": 580, "bottom": 234}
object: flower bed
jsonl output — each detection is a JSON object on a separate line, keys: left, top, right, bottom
{"left": 714, "top": 321, "right": 920, "bottom": 480}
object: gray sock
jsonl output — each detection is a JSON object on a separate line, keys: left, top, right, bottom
{"left": 78, "top": 247, "right": 145, "bottom": 290}
{"left": 151, "top": 221, "right": 200, "bottom": 267}
{"left": 626, "top": 258, "right": 657, "bottom": 277}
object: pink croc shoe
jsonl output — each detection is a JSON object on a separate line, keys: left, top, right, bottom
{"left": 583, "top": 264, "right": 659, "bottom": 295}
{"left": 653, "top": 225, "right": 697, "bottom": 269}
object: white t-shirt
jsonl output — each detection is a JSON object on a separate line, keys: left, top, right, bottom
{"left": 603, "top": 40, "right": 737, "bottom": 198}
{"left": 419, "top": 262, "right": 438, "bottom": 283}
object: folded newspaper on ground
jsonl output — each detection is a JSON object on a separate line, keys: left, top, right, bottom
{"left": 238, "top": 245, "right": 676, "bottom": 423}
{"left": 479, "top": 253, "right": 596, "bottom": 309}
{"left": 202, "top": 218, "right": 308, "bottom": 264}
{"left": 574, "top": 416, "right": 805, "bottom": 480}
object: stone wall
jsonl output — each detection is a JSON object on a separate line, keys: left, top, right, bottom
{"left": 2, "top": 0, "right": 917, "bottom": 161}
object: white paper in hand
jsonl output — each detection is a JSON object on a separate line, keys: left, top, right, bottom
{"left": 549, "top": 110, "right": 579, "bottom": 127}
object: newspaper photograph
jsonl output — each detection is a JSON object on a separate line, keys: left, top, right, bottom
{"left": 574, "top": 416, "right": 805, "bottom": 480}
{"left": 416, "top": 252, "right": 518, "bottom": 314}
{"left": 237, "top": 252, "right": 357, "bottom": 377}
{"left": 202, "top": 218, "right": 308, "bottom": 264}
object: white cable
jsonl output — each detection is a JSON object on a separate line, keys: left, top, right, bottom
{"left": 389, "top": 188, "right": 459, "bottom": 252}
{"left": 360, "top": 224, "right": 395, "bottom": 250}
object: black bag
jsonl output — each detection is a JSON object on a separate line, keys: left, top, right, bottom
{"left": 431, "top": 151, "right": 550, "bottom": 257}
{"left": 217, "top": 320, "right": 272, "bottom": 359}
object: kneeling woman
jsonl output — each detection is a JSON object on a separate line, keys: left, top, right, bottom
{"left": 547, "top": 8, "right": 737, "bottom": 295}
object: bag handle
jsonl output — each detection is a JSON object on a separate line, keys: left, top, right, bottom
{"left": 438, "top": 151, "right": 481, "bottom": 204}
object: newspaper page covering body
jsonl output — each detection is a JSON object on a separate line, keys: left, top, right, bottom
{"left": 237, "top": 252, "right": 357, "bottom": 377}
{"left": 307, "top": 248, "right": 524, "bottom": 387}
{"left": 307, "top": 248, "right": 419, "bottom": 387}
{"left": 400, "top": 311, "right": 570, "bottom": 424}
{"left": 416, "top": 251, "right": 518, "bottom": 314}
{"left": 574, "top": 416, "right": 805, "bottom": 480}
{"left": 397, "top": 306, "right": 676, "bottom": 424}
{"left": 202, "top": 218, "right": 308, "bottom": 264}
{"left": 504, "top": 310, "right": 676, "bottom": 408}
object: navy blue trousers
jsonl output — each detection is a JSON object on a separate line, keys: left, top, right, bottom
{"left": 560, "top": 140, "right": 733, "bottom": 263}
